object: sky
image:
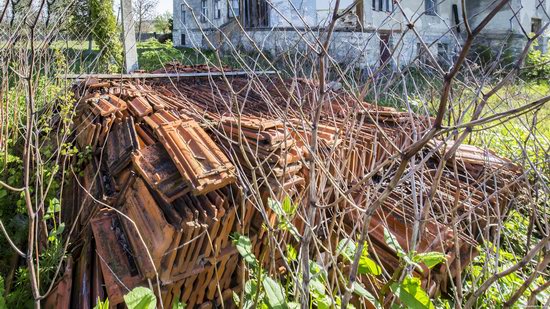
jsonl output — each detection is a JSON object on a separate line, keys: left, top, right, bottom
{"left": 155, "top": 0, "right": 173, "bottom": 15}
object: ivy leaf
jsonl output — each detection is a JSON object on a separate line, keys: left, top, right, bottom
{"left": 353, "top": 282, "right": 382, "bottom": 309}
{"left": 262, "top": 277, "right": 287, "bottom": 309}
{"left": 414, "top": 252, "right": 447, "bottom": 269}
{"left": 233, "top": 234, "right": 258, "bottom": 268}
{"left": 390, "top": 276, "right": 435, "bottom": 309}
{"left": 123, "top": 287, "right": 157, "bottom": 309}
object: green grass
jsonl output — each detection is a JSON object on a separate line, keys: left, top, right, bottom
{"left": 52, "top": 38, "right": 217, "bottom": 73}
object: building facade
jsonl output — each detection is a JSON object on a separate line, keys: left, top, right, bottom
{"left": 172, "top": 0, "right": 549, "bottom": 67}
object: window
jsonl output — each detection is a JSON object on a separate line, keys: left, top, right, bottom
{"left": 181, "top": 4, "right": 186, "bottom": 24}
{"left": 531, "top": 18, "right": 543, "bottom": 50}
{"left": 228, "top": 0, "right": 239, "bottom": 17}
{"left": 214, "top": 0, "right": 222, "bottom": 19}
{"left": 201, "top": 0, "right": 208, "bottom": 22}
{"left": 242, "top": 0, "right": 268, "bottom": 27}
{"left": 372, "top": 0, "right": 392, "bottom": 12}
{"left": 531, "top": 18, "right": 542, "bottom": 33}
{"left": 426, "top": 0, "right": 437, "bottom": 15}
{"left": 181, "top": 33, "right": 186, "bottom": 46}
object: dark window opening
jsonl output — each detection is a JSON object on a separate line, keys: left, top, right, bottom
{"left": 531, "top": 18, "right": 542, "bottom": 33}
{"left": 243, "top": 0, "right": 269, "bottom": 27}
{"left": 214, "top": 0, "right": 222, "bottom": 19}
{"left": 181, "top": 33, "right": 186, "bottom": 45}
{"left": 372, "top": 0, "right": 392, "bottom": 12}
{"left": 380, "top": 34, "right": 391, "bottom": 65}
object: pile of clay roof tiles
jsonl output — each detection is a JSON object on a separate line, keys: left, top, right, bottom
{"left": 45, "top": 69, "right": 523, "bottom": 308}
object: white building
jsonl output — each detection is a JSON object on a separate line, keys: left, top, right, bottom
{"left": 172, "top": 0, "right": 549, "bottom": 68}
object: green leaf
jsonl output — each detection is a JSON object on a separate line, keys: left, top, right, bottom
{"left": 262, "top": 277, "right": 287, "bottom": 309}
{"left": 172, "top": 301, "right": 186, "bottom": 309}
{"left": 244, "top": 279, "right": 259, "bottom": 296}
{"left": 281, "top": 196, "right": 297, "bottom": 216}
{"left": 390, "top": 276, "right": 435, "bottom": 309}
{"left": 48, "top": 198, "right": 61, "bottom": 214}
{"left": 93, "top": 297, "right": 109, "bottom": 309}
{"left": 358, "top": 255, "right": 382, "bottom": 276}
{"left": 353, "top": 282, "right": 381, "bottom": 309}
{"left": 414, "top": 252, "right": 447, "bottom": 269}
{"left": 337, "top": 238, "right": 381, "bottom": 275}
{"left": 123, "top": 287, "right": 157, "bottom": 309}
{"left": 267, "top": 198, "right": 285, "bottom": 217}
{"left": 232, "top": 291, "right": 240, "bottom": 307}
{"left": 233, "top": 234, "right": 258, "bottom": 268}
{"left": 288, "top": 302, "right": 301, "bottom": 309}
{"left": 384, "top": 227, "right": 405, "bottom": 256}
{"left": 287, "top": 245, "right": 297, "bottom": 262}
{"left": 310, "top": 277, "right": 326, "bottom": 297}
{"left": 336, "top": 238, "right": 356, "bottom": 262}
{"left": 315, "top": 294, "right": 333, "bottom": 309}
{"left": 0, "top": 276, "right": 7, "bottom": 309}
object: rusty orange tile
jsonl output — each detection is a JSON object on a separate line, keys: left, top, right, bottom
{"left": 155, "top": 119, "right": 235, "bottom": 195}
{"left": 128, "top": 96, "right": 153, "bottom": 118}
{"left": 132, "top": 142, "right": 189, "bottom": 203}
{"left": 91, "top": 210, "right": 143, "bottom": 306}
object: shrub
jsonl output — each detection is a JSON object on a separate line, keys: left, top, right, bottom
{"left": 524, "top": 43, "right": 550, "bottom": 81}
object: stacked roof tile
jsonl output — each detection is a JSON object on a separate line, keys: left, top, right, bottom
{"left": 49, "top": 71, "right": 522, "bottom": 308}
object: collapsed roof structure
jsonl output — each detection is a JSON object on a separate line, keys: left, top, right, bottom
{"left": 45, "top": 66, "right": 523, "bottom": 308}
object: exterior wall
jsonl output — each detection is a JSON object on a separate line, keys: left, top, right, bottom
{"left": 466, "top": 0, "right": 550, "bottom": 54}
{"left": 172, "top": 0, "right": 548, "bottom": 67}
{"left": 173, "top": 0, "right": 230, "bottom": 48}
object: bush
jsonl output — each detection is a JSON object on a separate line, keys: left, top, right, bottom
{"left": 524, "top": 43, "right": 550, "bottom": 81}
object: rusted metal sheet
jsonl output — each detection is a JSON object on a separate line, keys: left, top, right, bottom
{"left": 105, "top": 117, "right": 139, "bottom": 175}
{"left": 155, "top": 119, "right": 235, "bottom": 195}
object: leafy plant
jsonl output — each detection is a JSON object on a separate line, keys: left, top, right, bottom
{"left": 382, "top": 228, "right": 445, "bottom": 308}
{"left": 124, "top": 287, "right": 157, "bottom": 309}
{"left": 0, "top": 275, "right": 7, "bottom": 309}
{"left": 89, "top": 0, "right": 123, "bottom": 72}
{"left": 524, "top": 42, "right": 550, "bottom": 81}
